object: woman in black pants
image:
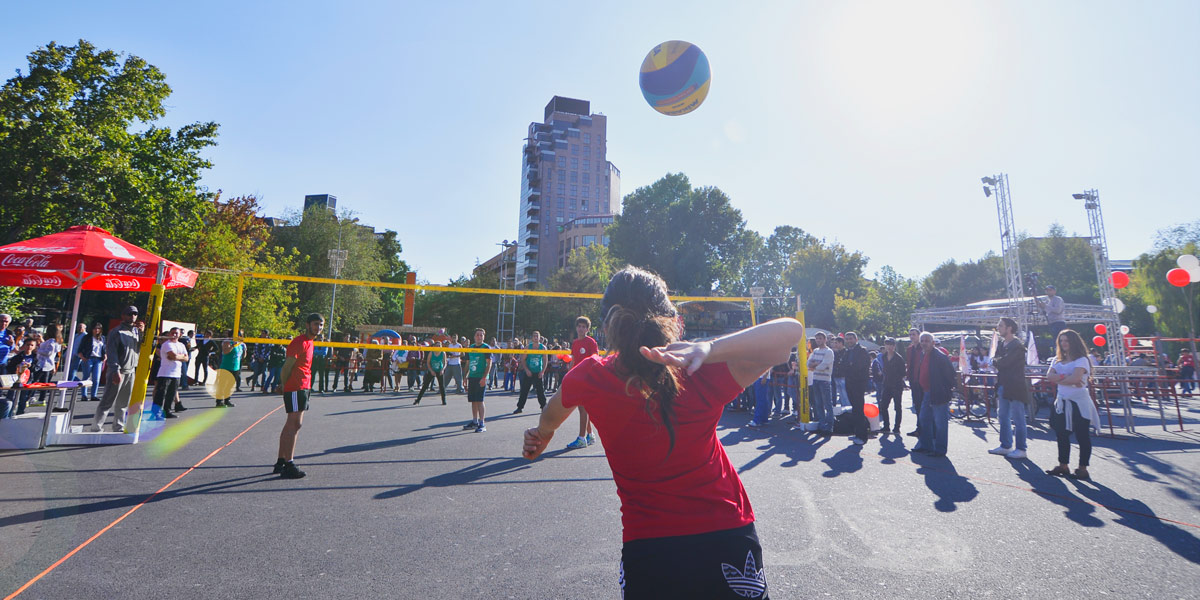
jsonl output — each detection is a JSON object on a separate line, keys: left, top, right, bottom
{"left": 413, "top": 342, "right": 446, "bottom": 405}
{"left": 1044, "top": 330, "right": 1100, "bottom": 481}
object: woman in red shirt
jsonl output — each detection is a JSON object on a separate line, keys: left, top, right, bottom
{"left": 523, "top": 267, "right": 802, "bottom": 599}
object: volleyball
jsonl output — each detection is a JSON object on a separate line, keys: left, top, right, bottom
{"left": 639, "top": 41, "right": 711, "bottom": 116}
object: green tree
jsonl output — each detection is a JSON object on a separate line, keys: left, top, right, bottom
{"left": 412, "top": 271, "right": 497, "bottom": 339}
{"left": 165, "top": 195, "right": 299, "bottom": 335}
{"left": 921, "top": 254, "right": 1006, "bottom": 307}
{"left": 832, "top": 266, "right": 922, "bottom": 338}
{"left": 368, "top": 230, "right": 411, "bottom": 325}
{"left": 0, "top": 287, "right": 29, "bottom": 321}
{"left": 1126, "top": 243, "right": 1200, "bottom": 340}
{"left": 739, "top": 226, "right": 819, "bottom": 321}
{"left": 270, "top": 207, "right": 394, "bottom": 335}
{"left": 608, "top": 173, "right": 755, "bottom": 294}
{"left": 0, "top": 40, "right": 217, "bottom": 256}
{"left": 783, "top": 240, "right": 868, "bottom": 329}
{"left": 1018, "top": 224, "right": 1098, "bottom": 304}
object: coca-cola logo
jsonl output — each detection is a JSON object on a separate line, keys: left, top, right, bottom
{"left": 102, "top": 259, "right": 149, "bottom": 276}
{"left": 174, "top": 270, "right": 198, "bottom": 286}
{"left": 21, "top": 274, "right": 63, "bottom": 286}
{"left": 0, "top": 245, "right": 72, "bottom": 253}
{"left": 1, "top": 254, "right": 53, "bottom": 268}
{"left": 104, "top": 278, "right": 140, "bottom": 290}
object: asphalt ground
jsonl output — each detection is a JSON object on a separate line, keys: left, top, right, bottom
{"left": 2, "top": 381, "right": 1199, "bottom": 599}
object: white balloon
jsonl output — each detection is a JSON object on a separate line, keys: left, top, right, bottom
{"left": 1120, "top": 325, "right": 1130, "bottom": 335}
{"left": 1187, "top": 264, "right": 1200, "bottom": 283}
{"left": 1103, "top": 297, "right": 1126, "bottom": 313}
{"left": 1178, "top": 254, "right": 1200, "bottom": 269}
{"left": 1147, "top": 305, "right": 1158, "bottom": 314}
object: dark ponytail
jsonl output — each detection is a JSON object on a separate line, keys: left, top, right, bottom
{"left": 601, "top": 266, "right": 683, "bottom": 454}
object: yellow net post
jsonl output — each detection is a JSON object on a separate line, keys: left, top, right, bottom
{"left": 233, "top": 272, "right": 245, "bottom": 337}
{"left": 128, "top": 262, "right": 167, "bottom": 441}
{"left": 795, "top": 297, "right": 809, "bottom": 425}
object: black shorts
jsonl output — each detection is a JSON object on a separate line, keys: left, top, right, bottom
{"left": 620, "top": 523, "right": 767, "bottom": 599}
{"left": 283, "top": 389, "right": 310, "bottom": 413}
{"left": 467, "top": 377, "right": 485, "bottom": 403}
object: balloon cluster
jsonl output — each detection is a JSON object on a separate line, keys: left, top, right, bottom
{"left": 1091, "top": 323, "right": 1107, "bottom": 347}
{"left": 1168, "top": 254, "right": 1200, "bottom": 288}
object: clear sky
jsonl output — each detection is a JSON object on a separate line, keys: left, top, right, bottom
{"left": 5, "top": 1, "right": 1197, "bottom": 285}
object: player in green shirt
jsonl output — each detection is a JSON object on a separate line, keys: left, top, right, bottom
{"left": 464, "top": 328, "right": 493, "bottom": 432}
{"left": 514, "top": 331, "right": 548, "bottom": 413}
{"left": 413, "top": 340, "right": 446, "bottom": 405}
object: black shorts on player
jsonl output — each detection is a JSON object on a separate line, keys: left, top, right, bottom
{"left": 467, "top": 377, "right": 486, "bottom": 403}
{"left": 283, "top": 389, "right": 311, "bottom": 413}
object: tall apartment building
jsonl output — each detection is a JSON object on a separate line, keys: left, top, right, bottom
{"left": 516, "top": 96, "right": 620, "bottom": 289}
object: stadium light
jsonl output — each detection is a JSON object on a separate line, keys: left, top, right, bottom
{"left": 981, "top": 176, "right": 997, "bottom": 186}
{"left": 983, "top": 186, "right": 992, "bottom": 197}
{"left": 1072, "top": 193, "right": 1086, "bottom": 200}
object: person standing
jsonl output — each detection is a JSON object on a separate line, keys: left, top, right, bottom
{"left": 406, "top": 337, "right": 423, "bottom": 391}
{"left": 878, "top": 339, "right": 906, "bottom": 434}
{"left": 988, "top": 318, "right": 1034, "bottom": 459}
{"left": 0, "top": 313, "right": 14, "bottom": 376}
{"left": 334, "top": 334, "right": 355, "bottom": 393}
{"left": 806, "top": 332, "right": 836, "bottom": 436}
{"left": 1045, "top": 329, "right": 1100, "bottom": 480}
{"left": 1039, "top": 285, "right": 1066, "bottom": 343}
{"left": 68, "top": 322, "right": 87, "bottom": 381}
{"left": 89, "top": 306, "right": 142, "bottom": 432}
{"left": 504, "top": 339, "right": 521, "bottom": 393}
{"left": 831, "top": 336, "right": 848, "bottom": 408}
{"left": 464, "top": 328, "right": 492, "bottom": 432}
{"left": 214, "top": 333, "right": 244, "bottom": 408}
{"left": 905, "top": 327, "right": 924, "bottom": 437}
{"left": 1178, "top": 349, "right": 1196, "bottom": 394}
{"left": 413, "top": 340, "right": 447, "bottom": 406}
{"left": 34, "top": 324, "right": 64, "bottom": 408}
{"left": 77, "top": 323, "right": 106, "bottom": 401}
{"left": 912, "top": 332, "right": 956, "bottom": 457}
{"left": 178, "top": 330, "right": 193, "bottom": 390}
{"left": 523, "top": 266, "right": 801, "bottom": 599}
{"left": 249, "top": 331, "right": 269, "bottom": 391}
{"left": 565, "top": 316, "right": 600, "bottom": 449}
{"left": 513, "top": 331, "right": 547, "bottom": 413}
{"left": 4, "top": 337, "right": 38, "bottom": 417}
{"left": 264, "top": 342, "right": 285, "bottom": 394}
{"left": 842, "top": 332, "right": 872, "bottom": 445}
{"left": 151, "top": 327, "right": 186, "bottom": 420}
{"left": 193, "top": 330, "right": 212, "bottom": 385}
{"left": 445, "top": 336, "right": 465, "bottom": 394}
{"left": 274, "top": 313, "right": 324, "bottom": 480}
{"left": 313, "top": 343, "right": 331, "bottom": 394}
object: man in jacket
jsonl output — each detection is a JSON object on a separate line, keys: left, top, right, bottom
{"left": 878, "top": 338, "right": 907, "bottom": 434}
{"left": 806, "top": 332, "right": 836, "bottom": 435}
{"left": 905, "top": 327, "right": 923, "bottom": 437}
{"left": 88, "top": 306, "right": 143, "bottom": 432}
{"left": 988, "top": 317, "right": 1034, "bottom": 459}
{"left": 912, "top": 332, "right": 956, "bottom": 456}
{"left": 843, "top": 332, "right": 872, "bottom": 445}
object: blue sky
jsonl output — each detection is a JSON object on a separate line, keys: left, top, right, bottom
{"left": 5, "top": 1, "right": 1198, "bottom": 285}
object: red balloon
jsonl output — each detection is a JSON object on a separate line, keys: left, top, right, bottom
{"left": 1167, "top": 268, "right": 1190, "bottom": 287}
{"left": 562, "top": 354, "right": 572, "bottom": 362}
{"left": 1094, "top": 324, "right": 1107, "bottom": 335}
{"left": 1092, "top": 335, "right": 1107, "bottom": 346}
{"left": 1110, "top": 271, "right": 1129, "bottom": 289}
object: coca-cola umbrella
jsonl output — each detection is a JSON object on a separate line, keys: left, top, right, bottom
{"left": 0, "top": 225, "right": 198, "bottom": 383}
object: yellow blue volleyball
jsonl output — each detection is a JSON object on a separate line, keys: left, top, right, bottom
{"left": 639, "top": 41, "right": 711, "bottom": 116}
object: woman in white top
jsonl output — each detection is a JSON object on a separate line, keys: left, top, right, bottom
{"left": 35, "top": 324, "right": 64, "bottom": 405}
{"left": 1044, "top": 329, "right": 1100, "bottom": 481}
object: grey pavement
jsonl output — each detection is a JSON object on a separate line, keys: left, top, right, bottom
{"left": 2, "top": 384, "right": 1199, "bottom": 599}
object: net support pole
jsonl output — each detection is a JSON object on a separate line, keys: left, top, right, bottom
{"left": 233, "top": 272, "right": 245, "bottom": 339}
{"left": 749, "top": 297, "right": 757, "bottom": 326}
{"left": 403, "top": 272, "right": 416, "bottom": 327}
{"left": 129, "top": 261, "right": 167, "bottom": 442}
{"left": 795, "top": 295, "right": 809, "bottom": 425}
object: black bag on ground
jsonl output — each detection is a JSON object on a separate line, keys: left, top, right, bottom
{"left": 832, "top": 412, "right": 855, "bottom": 435}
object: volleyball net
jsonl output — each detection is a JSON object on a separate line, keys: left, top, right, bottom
{"left": 231, "top": 271, "right": 760, "bottom": 356}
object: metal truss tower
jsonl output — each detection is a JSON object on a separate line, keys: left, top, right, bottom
{"left": 982, "top": 174, "right": 1029, "bottom": 330}
{"left": 496, "top": 241, "right": 518, "bottom": 343}
{"left": 1076, "top": 189, "right": 1126, "bottom": 367}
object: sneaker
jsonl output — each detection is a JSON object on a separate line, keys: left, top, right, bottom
{"left": 850, "top": 437, "right": 866, "bottom": 446}
{"left": 216, "top": 400, "right": 225, "bottom": 408}
{"left": 988, "top": 446, "right": 1012, "bottom": 455}
{"left": 462, "top": 420, "right": 478, "bottom": 430}
{"left": 273, "top": 458, "right": 287, "bottom": 474}
{"left": 85, "top": 424, "right": 102, "bottom": 433}
{"left": 586, "top": 433, "right": 597, "bottom": 446}
{"left": 1006, "top": 448, "right": 1027, "bottom": 459}
{"left": 475, "top": 424, "right": 486, "bottom": 433}
{"left": 512, "top": 408, "right": 523, "bottom": 414}
{"left": 224, "top": 400, "right": 235, "bottom": 408}
{"left": 279, "top": 462, "right": 306, "bottom": 479}
{"left": 164, "top": 412, "right": 177, "bottom": 419}
{"left": 746, "top": 420, "right": 766, "bottom": 428}
{"left": 566, "top": 437, "right": 588, "bottom": 449}
{"left": 174, "top": 403, "right": 187, "bottom": 412}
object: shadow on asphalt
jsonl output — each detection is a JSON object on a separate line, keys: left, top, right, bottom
{"left": 299, "top": 430, "right": 464, "bottom": 457}
{"left": 821, "top": 444, "right": 863, "bottom": 477}
{"left": 911, "top": 454, "right": 978, "bottom": 512}
{"left": 373, "top": 456, "right": 538, "bottom": 499}
{"left": 1008, "top": 458, "right": 1200, "bottom": 563}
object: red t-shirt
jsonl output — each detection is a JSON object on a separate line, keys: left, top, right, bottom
{"left": 282, "top": 334, "right": 314, "bottom": 392}
{"left": 569, "top": 336, "right": 599, "bottom": 371}
{"left": 561, "top": 354, "right": 754, "bottom": 542}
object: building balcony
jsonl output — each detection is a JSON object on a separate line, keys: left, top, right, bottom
{"left": 539, "top": 150, "right": 555, "bottom": 162}
{"left": 554, "top": 139, "right": 568, "bottom": 150}
{"left": 525, "top": 218, "right": 540, "bottom": 230}
{"left": 526, "top": 205, "right": 540, "bottom": 218}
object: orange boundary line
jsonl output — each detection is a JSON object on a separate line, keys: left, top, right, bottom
{"left": 4, "top": 406, "right": 282, "bottom": 600}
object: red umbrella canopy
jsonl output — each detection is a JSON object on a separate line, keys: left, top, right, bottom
{"left": 0, "top": 225, "right": 198, "bottom": 290}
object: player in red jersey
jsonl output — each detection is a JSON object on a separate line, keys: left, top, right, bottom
{"left": 274, "top": 313, "right": 324, "bottom": 479}
{"left": 564, "top": 316, "right": 600, "bottom": 449}
{"left": 523, "top": 267, "right": 801, "bottom": 599}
